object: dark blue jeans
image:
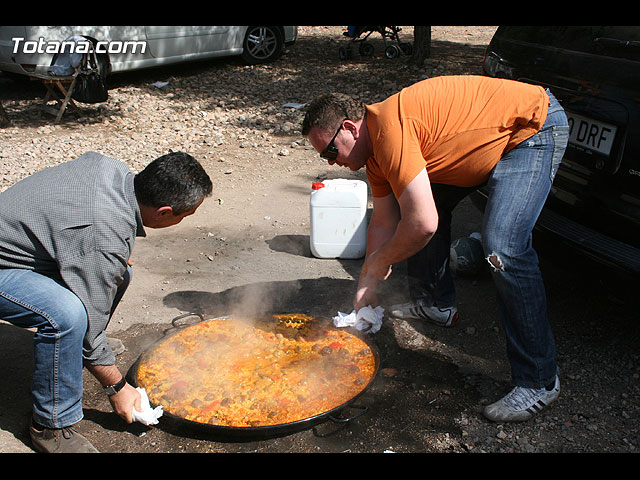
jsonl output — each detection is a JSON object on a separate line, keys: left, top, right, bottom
{"left": 0, "top": 266, "right": 132, "bottom": 428}
{"left": 407, "top": 90, "right": 569, "bottom": 388}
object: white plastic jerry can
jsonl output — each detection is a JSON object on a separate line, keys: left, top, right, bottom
{"left": 309, "top": 179, "right": 368, "bottom": 259}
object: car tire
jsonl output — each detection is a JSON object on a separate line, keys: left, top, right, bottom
{"left": 241, "top": 26, "right": 284, "bottom": 64}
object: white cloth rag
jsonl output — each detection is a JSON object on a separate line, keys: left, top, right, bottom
{"left": 132, "top": 387, "right": 163, "bottom": 426}
{"left": 332, "top": 305, "right": 384, "bottom": 333}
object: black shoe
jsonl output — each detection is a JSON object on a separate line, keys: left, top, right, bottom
{"left": 29, "top": 420, "right": 99, "bottom": 453}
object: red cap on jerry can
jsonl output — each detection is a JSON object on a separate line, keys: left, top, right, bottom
{"left": 311, "top": 182, "right": 325, "bottom": 190}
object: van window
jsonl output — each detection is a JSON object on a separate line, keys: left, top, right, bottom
{"left": 497, "top": 26, "right": 640, "bottom": 62}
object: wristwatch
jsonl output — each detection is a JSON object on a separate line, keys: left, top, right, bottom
{"left": 104, "top": 377, "right": 126, "bottom": 396}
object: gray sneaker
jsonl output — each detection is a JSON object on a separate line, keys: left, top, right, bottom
{"left": 30, "top": 420, "right": 99, "bottom": 453}
{"left": 389, "top": 301, "right": 458, "bottom": 327}
{"left": 107, "top": 337, "right": 125, "bottom": 355}
{"left": 483, "top": 376, "right": 560, "bottom": 422}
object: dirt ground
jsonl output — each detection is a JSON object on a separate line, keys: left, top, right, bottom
{"left": 1, "top": 26, "right": 639, "bottom": 455}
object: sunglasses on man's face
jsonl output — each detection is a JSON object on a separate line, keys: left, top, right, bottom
{"left": 320, "top": 121, "right": 345, "bottom": 161}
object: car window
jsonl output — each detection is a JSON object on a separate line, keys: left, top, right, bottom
{"left": 497, "top": 26, "right": 640, "bottom": 62}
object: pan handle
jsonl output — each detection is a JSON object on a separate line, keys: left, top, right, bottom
{"left": 327, "top": 404, "right": 369, "bottom": 424}
{"left": 171, "top": 312, "right": 205, "bottom": 329}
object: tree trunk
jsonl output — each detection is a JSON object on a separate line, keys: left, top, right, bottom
{"left": 0, "top": 101, "right": 9, "bottom": 127}
{"left": 410, "top": 26, "right": 431, "bottom": 67}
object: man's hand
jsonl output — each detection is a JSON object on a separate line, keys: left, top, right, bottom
{"left": 354, "top": 274, "right": 378, "bottom": 311}
{"left": 363, "top": 250, "right": 393, "bottom": 281}
{"left": 108, "top": 383, "right": 142, "bottom": 424}
{"left": 86, "top": 363, "right": 141, "bottom": 423}
{"left": 354, "top": 250, "right": 393, "bottom": 309}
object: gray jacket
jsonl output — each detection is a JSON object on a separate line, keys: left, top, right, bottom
{"left": 0, "top": 152, "right": 145, "bottom": 365}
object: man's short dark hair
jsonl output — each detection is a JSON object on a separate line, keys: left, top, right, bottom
{"left": 134, "top": 151, "right": 212, "bottom": 215}
{"left": 301, "top": 93, "right": 366, "bottom": 135}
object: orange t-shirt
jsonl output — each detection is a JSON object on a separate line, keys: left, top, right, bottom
{"left": 365, "top": 75, "right": 549, "bottom": 198}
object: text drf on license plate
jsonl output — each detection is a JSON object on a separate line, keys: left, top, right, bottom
{"left": 567, "top": 112, "right": 617, "bottom": 156}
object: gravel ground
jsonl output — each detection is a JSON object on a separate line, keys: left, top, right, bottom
{"left": 1, "top": 27, "right": 639, "bottom": 454}
{"left": 0, "top": 26, "right": 496, "bottom": 190}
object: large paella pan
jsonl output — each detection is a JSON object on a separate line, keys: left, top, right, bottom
{"left": 127, "top": 313, "right": 379, "bottom": 437}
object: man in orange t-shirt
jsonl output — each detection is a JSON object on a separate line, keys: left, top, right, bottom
{"left": 302, "top": 75, "right": 569, "bottom": 423}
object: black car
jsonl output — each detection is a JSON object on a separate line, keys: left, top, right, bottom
{"left": 475, "top": 26, "right": 640, "bottom": 277}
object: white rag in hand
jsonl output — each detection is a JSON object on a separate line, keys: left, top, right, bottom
{"left": 332, "top": 305, "right": 384, "bottom": 333}
{"left": 132, "top": 387, "right": 163, "bottom": 426}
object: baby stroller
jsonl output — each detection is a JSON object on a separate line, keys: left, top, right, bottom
{"left": 339, "top": 26, "right": 413, "bottom": 60}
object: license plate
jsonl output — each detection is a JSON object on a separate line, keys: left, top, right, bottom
{"left": 567, "top": 112, "right": 617, "bottom": 156}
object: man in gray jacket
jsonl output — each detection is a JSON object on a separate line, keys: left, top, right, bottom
{"left": 0, "top": 151, "right": 212, "bottom": 452}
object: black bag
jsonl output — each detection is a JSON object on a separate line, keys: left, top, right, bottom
{"left": 72, "top": 49, "right": 108, "bottom": 104}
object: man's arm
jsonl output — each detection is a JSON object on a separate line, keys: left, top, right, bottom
{"left": 60, "top": 251, "right": 125, "bottom": 364}
{"left": 353, "top": 191, "right": 399, "bottom": 309}
{"left": 354, "top": 168, "right": 438, "bottom": 310}
{"left": 86, "top": 364, "right": 141, "bottom": 423}
{"left": 60, "top": 249, "right": 142, "bottom": 422}
{"left": 366, "top": 190, "right": 402, "bottom": 258}
{"left": 370, "top": 168, "right": 438, "bottom": 268}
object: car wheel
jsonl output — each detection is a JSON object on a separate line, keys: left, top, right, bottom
{"left": 241, "top": 26, "right": 284, "bottom": 64}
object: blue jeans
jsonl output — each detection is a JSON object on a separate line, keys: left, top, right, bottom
{"left": 408, "top": 90, "right": 569, "bottom": 388}
{"left": 0, "top": 266, "right": 132, "bottom": 428}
